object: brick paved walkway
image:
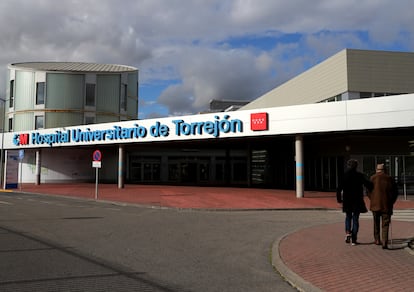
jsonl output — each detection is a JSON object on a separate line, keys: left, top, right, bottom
{"left": 279, "top": 220, "right": 414, "bottom": 291}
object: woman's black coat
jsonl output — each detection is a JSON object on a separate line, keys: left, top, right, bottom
{"left": 337, "top": 169, "right": 373, "bottom": 213}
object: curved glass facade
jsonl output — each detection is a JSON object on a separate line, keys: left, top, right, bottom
{"left": 6, "top": 62, "right": 138, "bottom": 131}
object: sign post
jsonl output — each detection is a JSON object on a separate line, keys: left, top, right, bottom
{"left": 92, "top": 150, "right": 102, "bottom": 200}
{"left": 18, "top": 150, "right": 24, "bottom": 190}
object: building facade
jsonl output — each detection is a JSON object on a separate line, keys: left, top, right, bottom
{"left": 241, "top": 49, "right": 414, "bottom": 109}
{"left": 2, "top": 50, "right": 414, "bottom": 196}
{"left": 6, "top": 62, "right": 138, "bottom": 131}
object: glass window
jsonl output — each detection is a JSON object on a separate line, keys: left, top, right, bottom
{"left": 168, "top": 163, "right": 179, "bottom": 181}
{"left": 362, "top": 156, "right": 376, "bottom": 177}
{"left": 9, "top": 80, "right": 14, "bottom": 108}
{"left": 85, "top": 83, "right": 95, "bottom": 106}
{"left": 121, "top": 84, "right": 127, "bottom": 111}
{"left": 232, "top": 158, "right": 247, "bottom": 182}
{"left": 404, "top": 156, "right": 414, "bottom": 177}
{"left": 85, "top": 116, "right": 95, "bottom": 125}
{"left": 319, "top": 94, "right": 341, "bottom": 103}
{"left": 9, "top": 80, "right": 14, "bottom": 97}
{"left": 36, "top": 82, "right": 45, "bottom": 105}
{"left": 35, "top": 116, "right": 44, "bottom": 129}
{"left": 8, "top": 118, "right": 13, "bottom": 132}
{"left": 360, "top": 92, "right": 372, "bottom": 99}
{"left": 215, "top": 162, "right": 225, "bottom": 182}
{"left": 199, "top": 162, "right": 209, "bottom": 181}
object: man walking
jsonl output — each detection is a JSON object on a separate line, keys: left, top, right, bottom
{"left": 368, "top": 164, "right": 399, "bottom": 249}
{"left": 337, "top": 159, "right": 373, "bottom": 245}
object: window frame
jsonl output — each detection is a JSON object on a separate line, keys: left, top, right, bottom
{"left": 35, "top": 115, "right": 44, "bottom": 130}
{"left": 36, "top": 82, "right": 45, "bottom": 105}
{"left": 121, "top": 83, "right": 127, "bottom": 111}
{"left": 84, "top": 115, "right": 95, "bottom": 125}
{"left": 9, "top": 80, "right": 14, "bottom": 108}
{"left": 85, "top": 83, "right": 96, "bottom": 107}
{"left": 8, "top": 117, "right": 13, "bottom": 132}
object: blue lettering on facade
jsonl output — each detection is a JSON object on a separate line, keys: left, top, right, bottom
{"left": 71, "top": 124, "right": 148, "bottom": 143}
{"left": 31, "top": 130, "right": 70, "bottom": 146}
{"left": 13, "top": 115, "right": 244, "bottom": 147}
{"left": 172, "top": 115, "right": 243, "bottom": 137}
{"left": 150, "top": 122, "right": 170, "bottom": 137}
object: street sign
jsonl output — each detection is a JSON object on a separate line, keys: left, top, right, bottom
{"left": 92, "top": 161, "right": 102, "bottom": 168}
{"left": 93, "top": 150, "right": 102, "bottom": 161}
{"left": 92, "top": 150, "right": 102, "bottom": 200}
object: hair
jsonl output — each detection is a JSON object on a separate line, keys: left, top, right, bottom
{"left": 376, "top": 163, "right": 385, "bottom": 172}
{"left": 347, "top": 159, "right": 358, "bottom": 170}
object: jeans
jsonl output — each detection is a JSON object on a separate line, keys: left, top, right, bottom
{"left": 345, "top": 211, "right": 360, "bottom": 241}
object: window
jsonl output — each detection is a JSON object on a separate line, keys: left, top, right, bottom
{"left": 9, "top": 80, "right": 14, "bottom": 108}
{"left": 35, "top": 116, "right": 44, "bottom": 130}
{"left": 121, "top": 84, "right": 127, "bottom": 111}
{"left": 85, "top": 116, "right": 95, "bottom": 124}
{"left": 85, "top": 83, "right": 95, "bottom": 106}
{"left": 36, "top": 82, "right": 45, "bottom": 105}
{"left": 385, "top": 93, "right": 401, "bottom": 96}
{"left": 8, "top": 118, "right": 13, "bottom": 132}
{"left": 360, "top": 92, "right": 372, "bottom": 99}
{"left": 319, "top": 94, "right": 342, "bottom": 103}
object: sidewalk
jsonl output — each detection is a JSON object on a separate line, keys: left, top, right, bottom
{"left": 14, "top": 183, "right": 414, "bottom": 291}
{"left": 16, "top": 183, "right": 414, "bottom": 210}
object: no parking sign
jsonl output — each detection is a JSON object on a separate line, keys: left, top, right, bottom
{"left": 92, "top": 150, "right": 102, "bottom": 200}
{"left": 92, "top": 150, "right": 102, "bottom": 168}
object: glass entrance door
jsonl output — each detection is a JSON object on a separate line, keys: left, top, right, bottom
{"left": 361, "top": 155, "right": 414, "bottom": 195}
{"left": 168, "top": 157, "right": 211, "bottom": 184}
{"left": 129, "top": 157, "right": 161, "bottom": 182}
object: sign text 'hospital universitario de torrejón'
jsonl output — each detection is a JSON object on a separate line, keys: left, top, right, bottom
{"left": 12, "top": 113, "right": 269, "bottom": 148}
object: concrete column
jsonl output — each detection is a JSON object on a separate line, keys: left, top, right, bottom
{"left": 118, "top": 145, "right": 124, "bottom": 189}
{"left": 35, "top": 150, "right": 41, "bottom": 185}
{"left": 2, "top": 150, "right": 8, "bottom": 189}
{"left": 247, "top": 143, "right": 251, "bottom": 187}
{"left": 295, "top": 135, "right": 304, "bottom": 198}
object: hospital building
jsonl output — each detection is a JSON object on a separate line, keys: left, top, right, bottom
{"left": 2, "top": 49, "right": 414, "bottom": 197}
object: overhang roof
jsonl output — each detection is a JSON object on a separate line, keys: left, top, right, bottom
{"left": 9, "top": 62, "right": 137, "bottom": 73}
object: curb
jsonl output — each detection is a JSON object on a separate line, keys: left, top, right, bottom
{"left": 271, "top": 231, "right": 322, "bottom": 292}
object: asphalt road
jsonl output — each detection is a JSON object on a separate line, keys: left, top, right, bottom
{"left": 0, "top": 192, "right": 342, "bottom": 291}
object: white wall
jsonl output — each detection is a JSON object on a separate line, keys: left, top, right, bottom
{"left": 21, "top": 148, "right": 95, "bottom": 183}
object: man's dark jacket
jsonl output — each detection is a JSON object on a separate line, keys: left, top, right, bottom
{"left": 368, "top": 172, "right": 398, "bottom": 215}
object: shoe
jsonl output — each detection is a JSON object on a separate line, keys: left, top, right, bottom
{"left": 351, "top": 241, "right": 359, "bottom": 246}
{"left": 345, "top": 234, "right": 351, "bottom": 243}
{"left": 375, "top": 240, "right": 382, "bottom": 245}
{"left": 382, "top": 245, "right": 388, "bottom": 250}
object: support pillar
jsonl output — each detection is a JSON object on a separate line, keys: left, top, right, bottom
{"left": 35, "top": 150, "right": 41, "bottom": 185}
{"left": 295, "top": 135, "right": 304, "bottom": 198}
{"left": 118, "top": 145, "right": 124, "bottom": 189}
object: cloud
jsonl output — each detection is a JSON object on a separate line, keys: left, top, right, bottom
{"left": 0, "top": 0, "right": 413, "bottom": 119}
{"left": 156, "top": 46, "right": 277, "bottom": 115}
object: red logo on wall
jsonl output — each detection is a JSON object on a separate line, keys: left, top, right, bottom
{"left": 13, "top": 133, "right": 29, "bottom": 146}
{"left": 250, "top": 112, "right": 268, "bottom": 131}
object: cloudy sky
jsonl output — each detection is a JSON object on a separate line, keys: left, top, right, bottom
{"left": 0, "top": 0, "right": 413, "bottom": 119}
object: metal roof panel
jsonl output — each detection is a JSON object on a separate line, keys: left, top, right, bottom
{"left": 9, "top": 62, "right": 137, "bottom": 73}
